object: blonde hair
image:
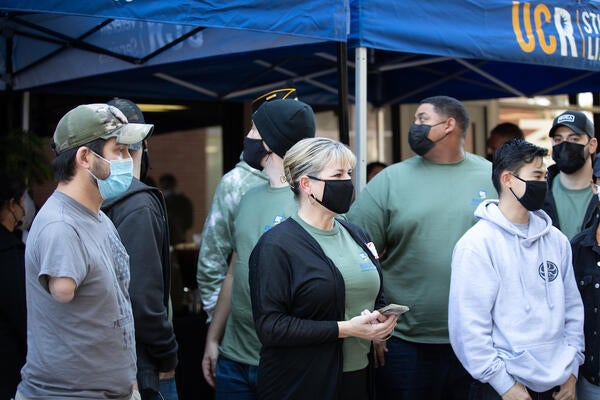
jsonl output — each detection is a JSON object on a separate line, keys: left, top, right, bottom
{"left": 283, "top": 137, "right": 356, "bottom": 198}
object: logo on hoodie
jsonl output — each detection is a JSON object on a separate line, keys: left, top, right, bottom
{"left": 538, "top": 261, "right": 558, "bottom": 282}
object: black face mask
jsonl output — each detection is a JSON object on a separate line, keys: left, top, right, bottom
{"left": 243, "top": 137, "right": 271, "bottom": 171}
{"left": 510, "top": 175, "right": 548, "bottom": 211}
{"left": 308, "top": 176, "right": 354, "bottom": 214}
{"left": 552, "top": 141, "right": 588, "bottom": 174}
{"left": 408, "top": 121, "right": 447, "bottom": 156}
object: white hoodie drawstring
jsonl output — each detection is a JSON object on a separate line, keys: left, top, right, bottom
{"left": 543, "top": 261, "right": 554, "bottom": 309}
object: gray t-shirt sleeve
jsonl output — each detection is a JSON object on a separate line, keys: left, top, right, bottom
{"left": 36, "top": 222, "right": 88, "bottom": 292}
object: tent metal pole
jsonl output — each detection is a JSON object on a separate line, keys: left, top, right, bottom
{"left": 355, "top": 47, "right": 367, "bottom": 193}
{"left": 224, "top": 65, "right": 341, "bottom": 100}
{"left": 153, "top": 73, "right": 219, "bottom": 98}
{"left": 337, "top": 42, "right": 349, "bottom": 145}
{"left": 376, "top": 107, "right": 385, "bottom": 161}
{"left": 21, "top": 91, "right": 30, "bottom": 132}
{"left": 454, "top": 58, "right": 526, "bottom": 97}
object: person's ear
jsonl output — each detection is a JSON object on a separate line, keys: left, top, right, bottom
{"left": 76, "top": 147, "right": 94, "bottom": 169}
{"left": 589, "top": 137, "right": 598, "bottom": 154}
{"left": 500, "top": 170, "right": 513, "bottom": 190}
{"left": 445, "top": 117, "right": 456, "bottom": 134}
{"left": 298, "top": 175, "right": 312, "bottom": 196}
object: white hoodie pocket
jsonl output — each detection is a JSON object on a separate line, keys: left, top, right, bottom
{"left": 504, "top": 341, "right": 576, "bottom": 392}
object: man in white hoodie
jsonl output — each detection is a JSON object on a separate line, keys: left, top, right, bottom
{"left": 449, "top": 139, "right": 584, "bottom": 400}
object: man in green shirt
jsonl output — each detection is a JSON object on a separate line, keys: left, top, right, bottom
{"left": 196, "top": 88, "right": 296, "bottom": 320}
{"left": 346, "top": 95, "right": 497, "bottom": 400}
{"left": 543, "top": 110, "right": 598, "bottom": 240}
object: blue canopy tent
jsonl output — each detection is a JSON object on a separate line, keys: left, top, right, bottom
{"left": 4, "top": 1, "right": 600, "bottom": 104}
{"left": 0, "top": 0, "right": 349, "bottom": 104}
{"left": 349, "top": 0, "right": 600, "bottom": 187}
{"left": 4, "top": 0, "right": 600, "bottom": 186}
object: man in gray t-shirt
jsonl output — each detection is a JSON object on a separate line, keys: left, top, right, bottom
{"left": 17, "top": 104, "right": 153, "bottom": 400}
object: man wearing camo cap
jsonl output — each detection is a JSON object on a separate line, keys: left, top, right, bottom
{"left": 17, "top": 104, "right": 153, "bottom": 400}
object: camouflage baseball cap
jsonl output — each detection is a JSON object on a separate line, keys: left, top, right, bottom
{"left": 53, "top": 103, "right": 154, "bottom": 154}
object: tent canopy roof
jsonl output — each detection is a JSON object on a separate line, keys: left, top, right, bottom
{"left": 2, "top": 0, "right": 600, "bottom": 105}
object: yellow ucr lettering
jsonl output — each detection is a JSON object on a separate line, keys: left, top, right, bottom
{"left": 513, "top": 1, "right": 535, "bottom": 53}
{"left": 535, "top": 4, "right": 557, "bottom": 54}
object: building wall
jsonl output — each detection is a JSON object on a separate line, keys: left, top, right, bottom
{"left": 146, "top": 128, "right": 207, "bottom": 244}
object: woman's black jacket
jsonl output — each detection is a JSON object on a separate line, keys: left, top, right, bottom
{"left": 249, "top": 217, "right": 385, "bottom": 400}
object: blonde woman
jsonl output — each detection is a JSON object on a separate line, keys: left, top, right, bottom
{"left": 249, "top": 137, "right": 397, "bottom": 400}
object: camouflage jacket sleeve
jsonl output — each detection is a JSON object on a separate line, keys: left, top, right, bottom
{"left": 196, "top": 163, "right": 266, "bottom": 318}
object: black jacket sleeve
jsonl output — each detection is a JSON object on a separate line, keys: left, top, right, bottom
{"left": 117, "top": 207, "right": 178, "bottom": 371}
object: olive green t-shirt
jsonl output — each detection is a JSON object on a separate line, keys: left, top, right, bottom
{"left": 551, "top": 176, "right": 593, "bottom": 240}
{"left": 219, "top": 184, "right": 297, "bottom": 365}
{"left": 346, "top": 153, "right": 497, "bottom": 344}
{"left": 293, "top": 215, "right": 380, "bottom": 372}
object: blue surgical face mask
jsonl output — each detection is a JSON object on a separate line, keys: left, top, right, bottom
{"left": 88, "top": 151, "right": 133, "bottom": 200}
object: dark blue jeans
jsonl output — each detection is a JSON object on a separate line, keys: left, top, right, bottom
{"left": 156, "top": 377, "right": 179, "bottom": 400}
{"left": 375, "top": 337, "right": 474, "bottom": 400}
{"left": 469, "top": 381, "right": 558, "bottom": 400}
{"left": 215, "top": 356, "right": 258, "bottom": 400}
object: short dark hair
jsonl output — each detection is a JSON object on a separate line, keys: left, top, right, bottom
{"left": 489, "top": 122, "right": 524, "bottom": 141}
{"left": 420, "top": 96, "right": 469, "bottom": 137}
{"left": 492, "top": 139, "right": 548, "bottom": 194}
{"left": 52, "top": 138, "right": 105, "bottom": 183}
{"left": 0, "top": 171, "right": 27, "bottom": 206}
{"left": 366, "top": 161, "right": 387, "bottom": 176}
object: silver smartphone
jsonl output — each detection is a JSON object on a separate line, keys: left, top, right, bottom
{"left": 377, "top": 304, "right": 410, "bottom": 316}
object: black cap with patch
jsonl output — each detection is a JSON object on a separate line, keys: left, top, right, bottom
{"left": 549, "top": 110, "right": 594, "bottom": 138}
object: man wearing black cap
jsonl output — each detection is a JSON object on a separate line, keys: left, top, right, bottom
{"left": 102, "top": 99, "right": 179, "bottom": 400}
{"left": 202, "top": 98, "right": 315, "bottom": 397}
{"left": 18, "top": 104, "right": 152, "bottom": 400}
{"left": 196, "top": 88, "right": 296, "bottom": 321}
{"left": 543, "top": 110, "right": 598, "bottom": 239}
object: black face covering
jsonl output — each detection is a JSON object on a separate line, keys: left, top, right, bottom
{"left": 551, "top": 141, "right": 588, "bottom": 174}
{"left": 510, "top": 175, "right": 548, "bottom": 211}
{"left": 408, "top": 121, "right": 448, "bottom": 156}
{"left": 243, "top": 137, "right": 271, "bottom": 171}
{"left": 308, "top": 176, "right": 354, "bottom": 214}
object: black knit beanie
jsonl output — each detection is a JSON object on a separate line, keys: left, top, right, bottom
{"left": 252, "top": 99, "right": 316, "bottom": 158}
